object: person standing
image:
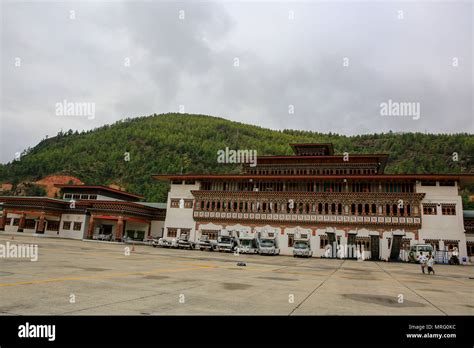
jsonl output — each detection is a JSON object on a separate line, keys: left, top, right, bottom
{"left": 419, "top": 251, "right": 427, "bottom": 274}
{"left": 427, "top": 255, "right": 435, "bottom": 275}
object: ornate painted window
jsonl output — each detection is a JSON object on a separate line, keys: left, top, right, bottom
{"left": 167, "top": 228, "right": 178, "bottom": 238}
{"left": 441, "top": 204, "right": 456, "bottom": 215}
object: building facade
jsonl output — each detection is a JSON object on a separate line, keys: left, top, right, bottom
{"left": 0, "top": 185, "right": 166, "bottom": 241}
{"left": 155, "top": 143, "right": 474, "bottom": 261}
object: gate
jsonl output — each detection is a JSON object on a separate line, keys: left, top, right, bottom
{"left": 347, "top": 234, "right": 357, "bottom": 259}
{"left": 390, "top": 235, "right": 402, "bottom": 261}
{"left": 327, "top": 232, "right": 336, "bottom": 258}
{"left": 370, "top": 235, "right": 380, "bottom": 260}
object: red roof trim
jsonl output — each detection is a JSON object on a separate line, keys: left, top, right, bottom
{"left": 0, "top": 197, "right": 68, "bottom": 205}
{"left": 254, "top": 154, "right": 389, "bottom": 160}
{"left": 0, "top": 197, "right": 165, "bottom": 212}
{"left": 257, "top": 154, "right": 389, "bottom": 158}
{"left": 84, "top": 200, "right": 164, "bottom": 211}
{"left": 153, "top": 174, "right": 474, "bottom": 182}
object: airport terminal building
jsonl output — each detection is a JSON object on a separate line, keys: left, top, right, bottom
{"left": 154, "top": 143, "right": 474, "bottom": 261}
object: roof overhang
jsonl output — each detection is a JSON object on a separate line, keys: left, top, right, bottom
{"left": 289, "top": 143, "right": 334, "bottom": 156}
{"left": 153, "top": 173, "right": 474, "bottom": 185}
{"left": 252, "top": 154, "right": 389, "bottom": 173}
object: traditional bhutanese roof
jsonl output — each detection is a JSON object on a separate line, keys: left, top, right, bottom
{"left": 0, "top": 196, "right": 167, "bottom": 220}
{"left": 55, "top": 185, "right": 144, "bottom": 200}
{"left": 254, "top": 154, "right": 389, "bottom": 161}
{"left": 252, "top": 154, "right": 389, "bottom": 173}
{"left": 153, "top": 173, "right": 474, "bottom": 185}
{"left": 0, "top": 196, "right": 69, "bottom": 204}
{"left": 0, "top": 196, "right": 72, "bottom": 215}
{"left": 251, "top": 143, "right": 388, "bottom": 172}
{"left": 290, "top": 143, "right": 334, "bottom": 156}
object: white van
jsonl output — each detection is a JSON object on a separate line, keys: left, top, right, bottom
{"left": 408, "top": 244, "right": 434, "bottom": 263}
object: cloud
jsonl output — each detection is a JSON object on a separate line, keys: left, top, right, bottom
{"left": 1, "top": 0, "right": 472, "bottom": 163}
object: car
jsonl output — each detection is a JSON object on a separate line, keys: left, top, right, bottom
{"left": 177, "top": 233, "right": 195, "bottom": 249}
{"left": 152, "top": 238, "right": 172, "bottom": 248}
{"left": 197, "top": 235, "right": 216, "bottom": 251}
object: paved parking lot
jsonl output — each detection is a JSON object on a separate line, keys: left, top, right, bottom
{"left": 0, "top": 234, "right": 472, "bottom": 315}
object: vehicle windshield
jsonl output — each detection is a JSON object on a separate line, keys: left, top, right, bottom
{"left": 219, "top": 236, "right": 231, "bottom": 243}
{"left": 260, "top": 239, "right": 274, "bottom": 247}
{"left": 417, "top": 245, "right": 433, "bottom": 252}
{"left": 294, "top": 241, "right": 308, "bottom": 249}
{"left": 240, "top": 239, "right": 252, "bottom": 247}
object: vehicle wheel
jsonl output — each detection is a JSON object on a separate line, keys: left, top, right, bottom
{"left": 153, "top": 245, "right": 157, "bottom": 248}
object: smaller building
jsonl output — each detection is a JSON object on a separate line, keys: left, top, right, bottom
{"left": 0, "top": 185, "right": 166, "bottom": 242}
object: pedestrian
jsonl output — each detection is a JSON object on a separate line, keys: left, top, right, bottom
{"left": 419, "top": 251, "right": 427, "bottom": 274}
{"left": 427, "top": 255, "right": 435, "bottom": 275}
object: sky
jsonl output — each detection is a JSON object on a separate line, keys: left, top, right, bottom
{"left": 1, "top": 0, "right": 473, "bottom": 163}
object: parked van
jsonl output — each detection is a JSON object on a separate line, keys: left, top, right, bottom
{"left": 408, "top": 244, "right": 434, "bottom": 263}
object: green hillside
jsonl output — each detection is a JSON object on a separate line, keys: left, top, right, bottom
{"left": 0, "top": 113, "right": 473, "bottom": 205}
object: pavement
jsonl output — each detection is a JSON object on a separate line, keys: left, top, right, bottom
{"left": 0, "top": 234, "right": 472, "bottom": 315}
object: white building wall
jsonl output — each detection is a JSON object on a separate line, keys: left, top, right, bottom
{"left": 416, "top": 182, "right": 467, "bottom": 259}
{"left": 163, "top": 181, "right": 200, "bottom": 241}
{"left": 226, "top": 223, "right": 252, "bottom": 235}
{"left": 96, "top": 194, "right": 122, "bottom": 201}
{"left": 197, "top": 222, "right": 223, "bottom": 241}
{"left": 150, "top": 220, "right": 165, "bottom": 238}
{"left": 59, "top": 214, "right": 88, "bottom": 239}
{"left": 4, "top": 213, "right": 21, "bottom": 233}
{"left": 4, "top": 213, "right": 61, "bottom": 237}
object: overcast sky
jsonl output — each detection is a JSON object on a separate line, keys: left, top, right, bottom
{"left": 1, "top": 0, "right": 472, "bottom": 163}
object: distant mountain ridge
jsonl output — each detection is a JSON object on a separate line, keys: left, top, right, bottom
{"left": 0, "top": 113, "right": 472, "bottom": 205}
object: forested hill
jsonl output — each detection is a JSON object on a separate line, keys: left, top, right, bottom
{"left": 0, "top": 113, "right": 473, "bottom": 203}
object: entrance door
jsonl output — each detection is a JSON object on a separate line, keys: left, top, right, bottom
{"left": 370, "top": 235, "right": 380, "bottom": 260}
{"left": 327, "top": 232, "right": 336, "bottom": 258}
{"left": 102, "top": 225, "right": 113, "bottom": 235}
{"left": 36, "top": 220, "right": 45, "bottom": 234}
{"left": 390, "top": 235, "right": 402, "bottom": 261}
{"left": 347, "top": 234, "right": 357, "bottom": 259}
